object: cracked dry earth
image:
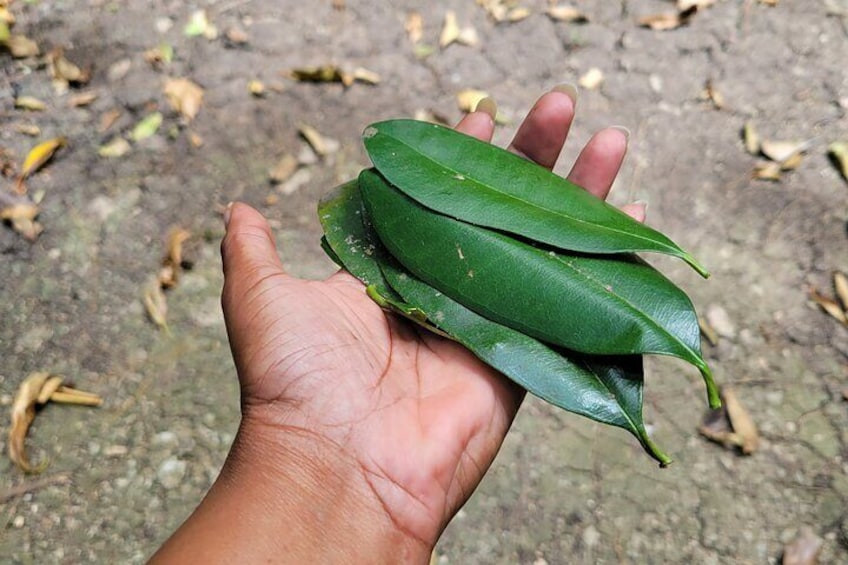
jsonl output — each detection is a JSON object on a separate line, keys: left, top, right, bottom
{"left": 1, "top": 1, "right": 847, "bottom": 563}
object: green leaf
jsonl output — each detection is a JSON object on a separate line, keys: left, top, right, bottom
{"left": 130, "top": 112, "right": 163, "bottom": 141}
{"left": 359, "top": 169, "right": 718, "bottom": 408}
{"left": 318, "top": 180, "right": 670, "bottom": 464}
{"left": 362, "top": 119, "right": 708, "bottom": 278}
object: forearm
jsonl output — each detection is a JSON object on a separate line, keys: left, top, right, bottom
{"left": 150, "top": 421, "right": 430, "bottom": 564}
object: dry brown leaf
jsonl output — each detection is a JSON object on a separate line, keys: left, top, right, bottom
{"left": 506, "top": 7, "right": 531, "bottom": 22}
{"left": 752, "top": 161, "right": 782, "bottom": 181}
{"left": 0, "top": 5, "right": 15, "bottom": 24}
{"left": 9, "top": 372, "right": 103, "bottom": 473}
{"left": 46, "top": 48, "right": 89, "bottom": 85}
{"left": 678, "top": 0, "right": 715, "bottom": 9}
{"left": 68, "top": 91, "right": 98, "bottom": 107}
{"left": 414, "top": 108, "right": 451, "bottom": 125}
{"left": 546, "top": 4, "right": 589, "bottom": 23}
{"left": 6, "top": 34, "right": 39, "bottom": 58}
{"left": 759, "top": 0, "right": 778, "bottom": 5}
{"left": 760, "top": 139, "right": 810, "bottom": 163}
{"left": 351, "top": 67, "right": 381, "bottom": 85}
{"left": 289, "top": 64, "right": 379, "bottom": 87}
{"left": 698, "top": 386, "right": 758, "bottom": 455}
{"left": 143, "top": 278, "right": 169, "bottom": 331}
{"left": 743, "top": 121, "right": 760, "bottom": 155}
{"left": 0, "top": 198, "right": 41, "bottom": 241}
{"left": 405, "top": 11, "right": 423, "bottom": 43}
{"left": 638, "top": 6, "right": 697, "bottom": 30}
{"left": 14, "top": 123, "right": 40, "bottom": 136}
{"left": 225, "top": 26, "right": 249, "bottom": 45}
{"left": 158, "top": 227, "right": 191, "bottom": 288}
{"left": 99, "top": 109, "right": 122, "bottom": 133}
{"left": 299, "top": 125, "right": 339, "bottom": 157}
{"left": 248, "top": 79, "right": 265, "bottom": 96}
{"left": 701, "top": 79, "right": 724, "bottom": 109}
{"left": 15, "top": 137, "right": 67, "bottom": 194}
{"left": 781, "top": 527, "right": 822, "bottom": 565}
{"left": 188, "top": 131, "right": 204, "bottom": 147}
{"left": 14, "top": 96, "right": 46, "bottom": 111}
{"left": 826, "top": 141, "right": 848, "bottom": 182}
{"left": 833, "top": 272, "right": 848, "bottom": 312}
{"left": 269, "top": 154, "right": 298, "bottom": 184}
{"left": 810, "top": 287, "right": 847, "bottom": 324}
{"left": 164, "top": 77, "right": 204, "bottom": 122}
{"left": 456, "top": 88, "right": 489, "bottom": 113}
{"left": 332, "top": 0, "right": 345, "bottom": 9}
{"left": 440, "top": 11, "right": 478, "bottom": 48}
{"left": 578, "top": 67, "right": 604, "bottom": 90}
{"left": 97, "top": 137, "right": 131, "bottom": 158}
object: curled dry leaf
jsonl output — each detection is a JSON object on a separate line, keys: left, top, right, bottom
{"left": 810, "top": 287, "right": 846, "bottom": 324}
{"left": 47, "top": 48, "right": 90, "bottom": 85}
{"left": 752, "top": 161, "right": 782, "bottom": 181}
{"left": 698, "top": 316, "right": 720, "bottom": 347}
{"left": 506, "top": 7, "right": 531, "bottom": 22}
{"left": 547, "top": 4, "right": 589, "bottom": 23}
{"left": 414, "top": 108, "right": 451, "bottom": 125}
{"left": 225, "top": 26, "right": 249, "bottom": 45}
{"left": 456, "top": 88, "right": 489, "bottom": 113}
{"left": 68, "top": 91, "right": 98, "bottom": 107}
{"left": 699, "top": 386, "right": 758, "bottom": 455}
{"left": 833, "top": 271, "right": 848, "bottom": 311}
{"left": 299, "top": 125, "right": 339, "bottom": 157}
{"left": 144, "top": 43, "right": 173, "bottom": 66}
{"left": 99, "top": 108, "right": 122, "bottom": 133}
{"left": 781, "top": 527, "right": 822, "bottom": 565}
{"left": 143, "top": 277, "right": 169, "bottom": 331}
{"left": 678, "top": 0, "right": 715, "bottom": 9}
{"left": 164, "top": 77, "right": 204, "bottom": 122}
{"left": 405, "top": 11, "right": 423, "bottom": 43}
{"left": 827, "top": 141, "right": 848, "bottom": 182}
{"left": 440, "top": 11, "right": 479, "bottom": 48}
{"left": 638, "top": 6, "right": 698, "bottom": 30}
{"left": 9, "top": 372, "right": 103, "bottom": 473}
{"left": 578, "top": 67, "right": 604, "bottom": 90}
{"left": 14, "top": 96, "right": 46, "bottom": 111}
{"left": 98, "top": 137, "right": 131, "bottom": 158}
{"left": 760, "top": 139, "right": 811, "bottom": 163}
{"left": 701, "top": 79, "right": 724, "bottom": 109}
{"left": 289, "top": 65, "right": 380, "bottom": 87}
{"left": 743, "top": 121, "right": 760, "bottom": 155}
{"left": 5, "top": 33, "right": 39, "bottom": 58}
{"left": 0, "top": 198, "right": 42, "bottom": 241}
{"left": 16, "top": 137, "right": 67, "bottom": 194}
{"left": 269, "top": 153, "right": 298, "bottom": 184}
{"left": 14, "top": 123, "right": 41, "bottom": 136}
{"left": 159, "top": 227, "right": 191, "bottom": 288}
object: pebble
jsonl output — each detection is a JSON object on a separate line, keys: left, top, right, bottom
{"left": 157, "top": 458, "right": 187, "bottom": 489}
{"left": 706, "top": 304, "right": 736, "bottom": 339}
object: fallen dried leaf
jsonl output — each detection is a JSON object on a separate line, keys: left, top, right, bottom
{"left": 332, "top": 0, "right": 345, "bottom": 9}
{"left": 752, "top": 161, "right": 782, "bottom": 181}
{"left": 14, "top": 123, "right": 40, "bottom": 136}
{"left": 506, "top": 7, "right": 531, "bottom": 22}
{"left": 289, "top": 64, "right": 379, "bottom": 87}
{"left": 15, "top": 96, "right": 46, "bottom": 111}
{"left": 299, "top": 125, "right": 339, "bottom": 156}
{"left": 5, "top": 33, "right": 39, "bottom": 58}
{"left": 760, "top": 139, "right": 810, "bottom": 163}
{"left": 698, "top": 386, "right": 758, "bottom": 455}
{"left": 351, "top": 67, "right": 381, "bottom": 85}
{"left": 184, "top": 9, "right": 217, "bottom": 40}
{"left": 638, "top": 6, "right": 697, "bottom": 30}
{"left": 16, "top": 137, "right": 67, "bottom": 193}
{"left": 743, "top": 121, "right": 760, "bottom": 154}
{"left": 827, "top": 141, "right": 848, "bottom": 182}
{"left": 782, "top": 527, "right": 822, "bottom": 565}
{"left": 269, "top": 153, "right": 298, "bottom": 184}
{"left": 546, "top": 4, "right": 589, "bottom": 23}
{"left": 99, "top": 109, "right": 122, "bottom": 132}
{"left": 810, "top": 287, "right": 847, "bottom": 324}
{"left": 130, "top": 112, "right": 163, "bottom": 141}
{"left": 46, "top": 48, "right": 89, "bottom": 85}
{"left": 678, "top": 0, "right": 715, "bottom": 9}
{"left": 143, "top": 278, "right": 169, "bottom": 331}
{"left": 578, "top": 67, "right": 604, "bottom": 90}
{"left": 698, "top": 316, "right": 719, "bottom": 346}
{"left": 405, "top": 11, "right": 423, "bottom": 43}
{"left": 759, "top": 0, "right": 778, "bottom": 5}
{"left": 440, "top": 11, "right": 478, "bottom": 48}
{"left": 188, "top": 131, "right": 204, "bottom": 147}
{"left": 0, "top": 5, "right": 15, "bottom": 25}
{"left": 164, "top": 77, "right": 204, "bottom": 122}
{"left": 9, "top": 372, "right": 102, "bottom": 473}
{"left": 414, "top": 108, "right": 451, "bottom": 125}
{"left": 159, "top": 227, "right": 191, "bottom": 288}
{"left": 98, "top": 137, "right": 131, "bottom": 158}
{"left": 248, "top": 79, "right": 265, "bottom": 96}
{"left": 143, "top": 43, "right": 173, "bottom": 66}
{"left": 225, "top": 27, "right": 249, "bottom": 45}
{"left": 834, "top": 272, "right": 848, "bottom": 311}
{"left": 68, "top": 91, "right": 98, "bottom": 107}
{"left": 701, "top": 79, "right": 724, "bottom": 109}
{"left": 0, "top": 198, "right": 41, "bottom": 240}
{"left": 456, "top": 88, "right": 489, "bottom": 113}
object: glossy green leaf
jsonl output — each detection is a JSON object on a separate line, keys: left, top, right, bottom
{"left": 319, "top": 180, "right": 670, "bottom": 464}
{"left": 380, "top": 259, "right": 671, "bottom": 466}
{"left": 362, "top": 119, "right": 708, "bottom": 278}
{"left": 359, "top": 169, "right": 718, "bottom": 408}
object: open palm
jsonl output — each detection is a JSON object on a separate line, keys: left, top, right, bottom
{"left": 219, "top": 89, "right": 642, "bottom": 552}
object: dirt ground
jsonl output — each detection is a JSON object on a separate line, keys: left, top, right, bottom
{"left": 1, "top": 0, "right": 847, "bottom": 563}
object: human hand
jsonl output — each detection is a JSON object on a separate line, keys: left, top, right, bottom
{"left": 153, "top": 87, "right": 644, "bottom": 564}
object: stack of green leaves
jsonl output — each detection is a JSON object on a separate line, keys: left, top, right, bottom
{"left": 318, "top": 119, "right": 716, "bottom": 466}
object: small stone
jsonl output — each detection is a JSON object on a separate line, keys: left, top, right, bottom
{"left": 157, "top": 458, "right": 187, "bottom": 489}
{"left": 582, "top": 525, "right": 600, "bottom": 548}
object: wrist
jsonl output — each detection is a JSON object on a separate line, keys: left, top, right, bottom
{"left": 153, "top": 414, "right": 432, "bottom": 564}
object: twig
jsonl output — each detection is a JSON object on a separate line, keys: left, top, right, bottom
{"left": 0, "top": 474, "right": 70, "bottom": 504}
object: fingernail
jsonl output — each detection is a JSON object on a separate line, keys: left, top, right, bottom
{"left": 474, "top": 97, "right": 497, "bottom": 120}
{"left": 633, "top": 199, "right": 648, "bottom": 213}
{"left": 223, "top": 201, "right": 234, "bottom": 228}
{"left": 610, "top": 125, "right": 631, "bottom": 142}
{"left": 552, "top": 83, "right": 578, "bottom": 105}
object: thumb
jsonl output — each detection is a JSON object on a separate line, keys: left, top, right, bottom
{"left": 220, "top": 202, "right": 289, "bottom": 379}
